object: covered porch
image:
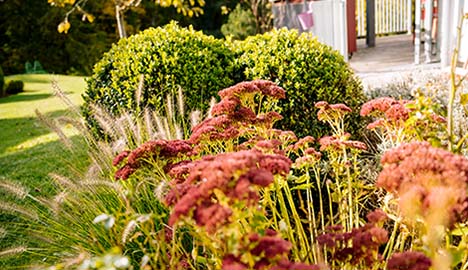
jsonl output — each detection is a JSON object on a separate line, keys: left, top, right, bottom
{"left": 271, "top": 0, "right": 468, "bottom": 73}
{"left": 361, "top": 0, "right": 468, "bottom": 68}
{"left": 350, "top": 34, "right": 421, "bottom": 73}
{"left": 349, "top": 34, "right": 440, "bottom": 88}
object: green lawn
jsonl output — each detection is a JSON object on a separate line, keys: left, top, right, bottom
{"left": 0, "top": 74, "right": 89, "bottom": 195}
{"left": 0, "top": 74, "right": 95, "bottom": 268}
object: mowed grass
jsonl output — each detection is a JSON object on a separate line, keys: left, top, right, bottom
{"left": 0, "top": 74, "right": 90, "bottom": 195}
{"left": 0, "top": 74, "right": 94, "bottom": 268}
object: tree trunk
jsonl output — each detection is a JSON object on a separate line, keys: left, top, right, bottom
{"left": 115, "top": 5, "right": 127, "bottom": 39}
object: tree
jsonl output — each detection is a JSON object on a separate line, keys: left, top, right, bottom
{"left": 48, "top": 0, "right": 205, "bottom": 38}
{"left": 244, "top": 0, "right": 272, "bottom": 34}
{"left": 221, "top": 3, "right": 256, "bottom": 39}
{"left": 220, "top": 0, "right": 272, "bottom": 38}
{"left": 0, "top": 0, "right": 118, "bottom": 75}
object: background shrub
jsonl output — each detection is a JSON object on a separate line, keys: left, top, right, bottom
{"left": 5, "top": 80, "right": 24, "bottom": 95}
{"left": 83, "top": 22, "right": 239, "bottom": 135}
{"left": 233, "top": 28, "right": 366, "bottom": 138}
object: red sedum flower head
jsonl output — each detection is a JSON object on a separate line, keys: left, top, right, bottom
{"left": 113, "top": 139, "right": 193, "bottom": 180}
{"left": 319, "top": 135, "right": 367, "bottom": 152}
{"left": 317, "top": 218, "right": 388, "bottom": 268}
{"left": 165, "top": 149, "right": 292, "bottom": 232}
{"left": 223, "top": 229, "right": 320, "bottom": 270}
{"left": 387, "top": 252, "right": 431, "bottom": 270}
{"left": 360, "top": 97, "right": 401, "bottom": 117}
{"left": 377, "top": 142, "right": 468, "bottom": 226}
{"left": 218, "top": 80, "right": 286, "bottom": 100}
{"left": 315, "top": 101, "right": 352, "bottom": 122}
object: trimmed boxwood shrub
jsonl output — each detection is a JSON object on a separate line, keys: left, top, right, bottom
{"left": 84, "top": 24, "right": 366, "bottom": 138}
{"left": 83, "top": 21, "right": 240, "bottom": 135}
{"left": 233, "top": 28, "right": 366, "bottom": 138}
{"left": 5, "top": 80, "right": 24, "bottom": 95}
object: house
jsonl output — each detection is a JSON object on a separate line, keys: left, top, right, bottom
{"left": 272, "top": 0, "right": 468, "bottom": 70}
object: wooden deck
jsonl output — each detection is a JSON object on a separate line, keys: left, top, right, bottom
{"left": 348, "top": 34, "right": 441, "bottom": 88}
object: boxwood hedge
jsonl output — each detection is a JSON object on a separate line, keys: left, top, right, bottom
{"left": 84, "top": 23, "right": 366, "bottom": 139}
{"left": 233, "top": 28, "right": 366, "bottom": 137}
{"left": 83, "top": 22, "right": 239, "bottom": 135}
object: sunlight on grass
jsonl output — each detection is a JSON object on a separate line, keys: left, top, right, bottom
{"left": 0, "top": 74, "right": 89, "bottom": 192}
{"left": 4, "top": 126, "right": 79, "bottom": 154}
{"left": 0, "top": 74, "right": 86, "bottom": 119}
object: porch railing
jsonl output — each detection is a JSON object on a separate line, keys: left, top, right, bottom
{"left": 357, "top": 0, "right": 412, "bottom": 37}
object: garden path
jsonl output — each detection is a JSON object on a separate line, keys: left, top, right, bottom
{"left": 349, "top": 34, "right": 441, "bottom": 90}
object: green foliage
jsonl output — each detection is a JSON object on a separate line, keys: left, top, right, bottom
{"left": 234, "top": 28, "right": 366, "bottom": 138}
{"left": 5, "top": 80, "right": 24, "bottom": 95}
{"left": 83, "top": 21, "right": 238, "bottom": 135}
{"left": 221, "top": 3, "right": 256, "bottom": 40}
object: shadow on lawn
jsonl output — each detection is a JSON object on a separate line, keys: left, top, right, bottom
{"left": 0, "top": 134, "right": 88, "bottom": 194}
{"left": 0, "top": 109, "right": 78, "bottom": 155}
{"left": 0, "top": 93, "right": 53, "bottom": 104}
{"left": 0, "top": 90, "right": 74, "bottom": 104}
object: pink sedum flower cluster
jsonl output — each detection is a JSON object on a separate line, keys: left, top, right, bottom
{"left": 317, "top": 209, "right": 388, "bottom": 268}
{"left": 190, "top": 80, "right": 286, "bottom": 144}
{"left": 113, "top": 139, "right": 193, "bottom": 180}
{"left": 223, "top": 229, "right": 320, "bottom": 270}
{"left": 360, "top": 97, "right": 413, "bottom": 130}
{"left": 315, "top": 101, "right": 352, "bottom": 122}
{"left": 165, "top": 149, "right": 292, "bottom": 232}
{"left": 387, "top": 251, "right": 431, "bottom": 270}
{"left": 377, "top": 141, "right": 468, "bottom": 227}
{"left": 218, "top": 80, "right": 286, "bottom": 100}
{"left": 318, "top": 133, "right": 367, "bottom": 152}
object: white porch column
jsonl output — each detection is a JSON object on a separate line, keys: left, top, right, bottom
{"left": 424, "top": 0, "right": 434, "bottom": 63}
{"left": 407, "top": 0, "right": 412, "bottom": 34}
{"left": 440, "top": 0, "right": 452, "bottom": 67}
{"left": 415, "top": 0, "right": 421, "bottom": 64}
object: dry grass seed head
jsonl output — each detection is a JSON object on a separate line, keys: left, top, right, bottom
{"left": 48, "top": 173, "right": 79, "bottom": 191}
{"left": 0, "top": 202, "right": 38, "bottom": 221}
{"left": 122, "top": 112, "right": 141, "bottom": 145}
{"left": 0, "top": 246, "right": 27, "bottom": 258}
{"left": 144, "top": 108, "right": 155, "bottom": 139}
{"left": 122, "top": 220, "right": 137, "bottom": 244}
{"left": 52, "top": 80, "right": 81, "bottom": 116}
{"left": 0, "top": 179, "right": 28, "bottom": 199}
{"left": 35, "top": 109, "right": 72, "bottom": 149}
{"left": 177, "top": 86, "right": 185, "bottom": 118}
{"left": 190, "top": 110, "right": 202, "bottom": 130}
{"left": 81, "top": 179, "right": 123, "bottom": 192}
{"left": 89, "top": 103, "right": 120, "bottom": 141}
{"left": 154, "top": 181, "right": 169, "bottom": 201}
{"left": 51, "top": 191, "right": 69, "bottom": 215}
{"left": 166, "top": 93, "right": 175, "bottom": 123}
{"left": 154, "top": 114, "right": 167, "bottom": 140}
{"left": 208, "top": 97, "right": 217, "bottom": 118}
